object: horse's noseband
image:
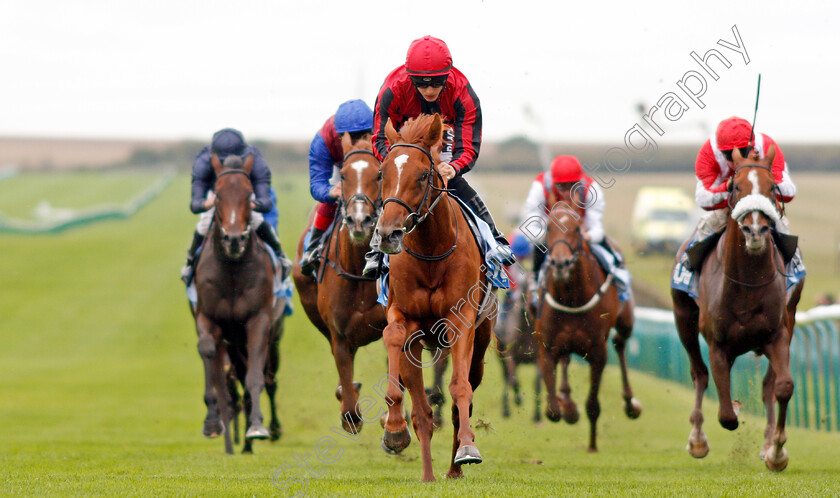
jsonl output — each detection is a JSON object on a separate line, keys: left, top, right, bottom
{"left": 545, "top": 229, "right": 584, "bottom": 270}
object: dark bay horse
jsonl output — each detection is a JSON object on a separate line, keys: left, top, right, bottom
{"left": 292, "top": 135, "right": 386, "bottom": 434}
{"left": 193, "top": 154, "right": 284, "bottom": 454}
{"left": 536, "top": 196, "right": 641, "bottom": 452}
{"left": 376, "top": 114, "right": 495, "bottom": 481}
{"left": 496, "top": 283, "right": 542, "bottom": 421}
{"left": 672, "top": 146, "right": 803, "bottom": 471}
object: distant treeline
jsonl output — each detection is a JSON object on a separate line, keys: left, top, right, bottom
{"left": 118, "top": 136, "right": 840, "bottom": 173}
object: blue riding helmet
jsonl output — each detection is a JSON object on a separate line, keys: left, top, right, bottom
{"left": 211, "top": 128, "right": 247, "bottom": 158}
{"left": 334, "top": 99, "right": 373, "bottom": 134}
{"left": 510, "top": 231, "right": 533, "bottom": 258}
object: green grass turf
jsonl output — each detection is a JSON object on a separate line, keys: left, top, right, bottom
{"left": 0, "top": 171, "right": 167, "bottom": 219}
{"left": 1, "top": 173, "right": 839, "bottom": 496}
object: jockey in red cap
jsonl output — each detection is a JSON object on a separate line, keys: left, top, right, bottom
{"left": 680, "top": 116, "right": 799, "bottom": 271}
{"left": 521, "top": 155, "right": 629, "bottom": 298}
{"left": 364, "top": 35, "right": 514, "bottom": 278}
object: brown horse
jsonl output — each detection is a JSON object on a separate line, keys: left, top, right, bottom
{"left": 496, "top": 284, "right": 542, "bottom": 421}
{"left": 375, "top": 114, "right": 495, "bottom": 482}
{"left": 292, "top": 135, "right": 386, "bottom": 434}
{"left": 536, "top": 196, "right": 641, "bottom": 452}
{"left": 193, "top": 154, "right": 285, "bottom": 454}
{"left": 672, "top": 146, "right": 803, "bottom": 471}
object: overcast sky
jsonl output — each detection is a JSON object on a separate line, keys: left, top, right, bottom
{"left": 2, "top": 0, "right": 838, "bottom": 145}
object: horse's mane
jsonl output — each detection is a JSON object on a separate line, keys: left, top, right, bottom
{"left": 397, "top": 114, "right": 439, "bottom": 145}
{"left": 351, "top": 136, "right": 373, "bottom": 151}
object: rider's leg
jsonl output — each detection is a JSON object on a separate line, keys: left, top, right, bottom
{"left": 300, "top": 202, "right": 337, "bottom": 276}
{"left": 252, "top": 211, "right": 292, "bottom": 278}
{"left": 680, "top": 208, "right": 728, "bottom": 271}
{"left": 447, "top": 175, "right": 516, "bottom": 266}
{"left": 180, "top": 208, "right": 214, "bottom": 285}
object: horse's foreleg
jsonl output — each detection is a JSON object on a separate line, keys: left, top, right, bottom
{"left": 448, "top": 314, "right": 481, "bottom": 467}
{"left": 759, "top": 365, "right": 776, "bottom": 461}
{"left": 243, "top": 313, "right": 271, "bottom": 440}
{"left": 266, "top": 322, "right": 282, "bottom": 441}
{"left": 585, "top": 348, "right": 606, "bottom": 452}
{"left": 381, "top": 309, "right": 411, "bottom": 454}
{"left": 210, "top": 342, "right": 233, "bottom": 454}
{"left": 533, "top": 367, "right": 543, "bottom": 423}
{"left": 673, "top": 296, "right": 709, "bottom": 458}
{"left": 536, "top": 323, "right": 561, "bottom": 423}
{"left": 196, "top": 314, "right": 224, "bottom": 439}
{"left": 401, "top": 339, "right": 436, "bottom": 482}
{"left": 331, "top": 336, "right": 362, "bottom": 434}
{"left": 763, "top": 331, "right": 793, "bottom": 471}
{"left": 431, "top": 350, "right": 448, "bottom": 429}
{"left": 613, "top": 319, "right": 642, "bottom": 419}
{"left": 558, "top": 356, "right": 579, "bottom": 424}
{"left": 499, "top": 351, "right": 511, "bottom": 418}
{"left": 709, "top": 343, "right": 738, "bottom": 431}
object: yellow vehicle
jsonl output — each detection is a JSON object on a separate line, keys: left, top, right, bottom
{"left": 631, "top": 186, "right": 697, "bottom": 254}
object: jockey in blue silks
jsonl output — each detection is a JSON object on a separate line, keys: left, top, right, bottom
{"left": 180, "top": 128, "right": 291, "bottom": 284}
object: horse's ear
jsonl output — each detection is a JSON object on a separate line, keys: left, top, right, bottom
{"left": 731, "top": 147, "right": 744, "bottom": 164}
{"left": 242, "top": 154, "right": 254, "bottom": 175}
{"left": 340, "top": 131, "right": 353, "bottom": 155}
{"left": 385, "top": 118, "right": 399, "bottom": 146}
{"left": 423, "top": 114, "right": 444, "bottom": 149}
{"left": 211, "top": 153, "right": 223, "bottom": 175}
{"left": 765, "top": 144, "right": 775, "bottom": 165}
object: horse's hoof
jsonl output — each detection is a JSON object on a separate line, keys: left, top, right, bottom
{"left": 246, "top": 425, "right": 270, "bottom": 440}
{"left": 433, "top": 414, "right": 444, "bottom": 430}
{"left": 269, "top": 423, "right": 282, "bottom": 441}
{"left": 546, "top": 408, "right": 562, "bottom": 423}
{"left": 203, "top": 419, "right": 225, "bottom": 438}
{"left": 587, "top": 447, "right": 598, "bottom": 453}
{"left": 624, "top": 398, "right": 642, "bottom": 419}
{"left": 426, "top": 388, "right": 445, "bottom": 407}
{"left": 454, "top": 445, "right": 483, "bottom": 465}
{"left": 686, "top": 438, "right": 710, "bottom": 459}
{"left": 446, "top": 468, "right": 464, "bottom": 479}
{"left": 764, "top": 447, "right": 789, "bottom": 472}
{"left": 382, "top": 428, "right": 411, "bottom": 454}
{"left": 563, "top": 408, "right": 580, "bottom": 425}
{"left": 341, "top": 415, "right": 363, "bottom": 435}
{"left": 502, "top": 406, "right": 511, "bottom": 418}
{"left": 719, "top": 417, "right": 739, "bottom": 431}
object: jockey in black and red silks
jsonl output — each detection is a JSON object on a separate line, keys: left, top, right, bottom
{"left": 364, "top": 35, "right": 515, "bottom": 277}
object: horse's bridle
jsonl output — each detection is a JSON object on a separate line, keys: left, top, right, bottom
{"left": 727, "top": 164, "right": 780, "bottom": 210}
{"left": 338, "top": 149, "right": 382, "bottom": 224}
{"left": 382, "top": 143, "right": 450, "bottom": 234}
{"left": 544, "top": 227, "right": 584, "bottom": 270}
{"left": 381, "top": 142, "right": 459, "bottom": 261}
{"left": 213, "top": 168, "right": 254, "bottom": 238}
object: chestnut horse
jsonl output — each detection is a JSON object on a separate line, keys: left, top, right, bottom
{"left": 536, "top": 196, "right": 641, "bottom": 452}
{"left": 292, "top": 135, "right": 386, "bottom": 434}
{"left": 376, "top": 114, "right": 494, "bottom": 481}
{"left": 193, "top": 154, "right": 285, "bottom": 454}
{"left": 672, "top": 146, "right": 803, "bottom": 471}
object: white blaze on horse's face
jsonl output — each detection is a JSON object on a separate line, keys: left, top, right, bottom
{"left": 748, "top": 170, "right": 760, "bottom": 195}
{"left": 230, "top": 210, "right": 236, "bottom": 226}
{"left": 350, "top": 160, "right": 368, "bottom": 194}
{"left": 394, "top": 154, "right": 409, "bottom": 195}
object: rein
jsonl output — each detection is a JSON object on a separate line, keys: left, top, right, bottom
{"left": 382, "top": 142, "right": 459, "bottom": 262}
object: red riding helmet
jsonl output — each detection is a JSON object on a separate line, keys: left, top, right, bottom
{"left": 405, "top": 35, "right": 452, "bottom": 76}
{"left": 715, "top": 116, "right": 752, "bottom": 150}
{"left": 550, "top": 155, "right": 584, "bottom": 183}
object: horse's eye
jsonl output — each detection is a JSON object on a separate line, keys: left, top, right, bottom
{"left": 420, "top": 171, "right": 429, "bottom": 182}
{"left": 340, "top": 174, "right": 345, "bottom": 181}
{"left": 377, "top": 171, "right": 382, "bottom": 181}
